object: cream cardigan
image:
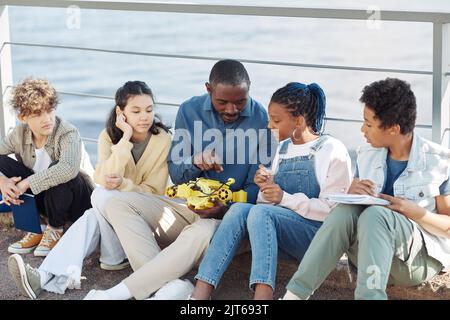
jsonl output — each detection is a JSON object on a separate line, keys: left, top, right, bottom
{"left": 94, "top": 129, "right": 171, "bottom": 195}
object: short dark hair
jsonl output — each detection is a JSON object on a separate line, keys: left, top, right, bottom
{"left": 209, "top": 59, "right": 250, "bottom": 88}
{"left": 106, "top": 81, "right": 170, "bottom": 144}
{"left": 359, "top": 78, "right": 416, "bottom": 134}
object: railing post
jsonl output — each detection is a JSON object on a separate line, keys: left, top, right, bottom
{"left": 0, "top": 5, "right": 14, "bottom": 138}
{"left": 432, "top": 22, "right": 450, "bottom": 147}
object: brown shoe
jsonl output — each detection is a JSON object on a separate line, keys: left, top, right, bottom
{"left": 33, "top": 227, "right": 62, "bottom": 257}
{"left": 8, "top": 232, "right": 43, "bottom": 254}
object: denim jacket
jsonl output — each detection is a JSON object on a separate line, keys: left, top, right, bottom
{"left": 356, "top": 132, "right": 450, "bottom": 269}
{"left": 356, "top": 132, "right": 450, "bottom": 213}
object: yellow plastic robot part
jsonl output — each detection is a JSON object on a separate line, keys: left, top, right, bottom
{"left": 232, "top": 190, "right": 247, "bottom": 203}
{"left": 165, "top": 177, "right": 247, "bottom": 210}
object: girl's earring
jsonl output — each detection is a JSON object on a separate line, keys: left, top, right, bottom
{"left": 292, "top": 127, "right": 302, "bottom": 142}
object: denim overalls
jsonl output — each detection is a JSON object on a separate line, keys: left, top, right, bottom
{"left": 273, "top": 136, "right": 325, "bottom": 197}
{"left": 195, "top": 135, "right": 328, "bottom": 290}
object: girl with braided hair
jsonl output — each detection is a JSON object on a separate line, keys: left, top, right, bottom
{"left": 190, "top": 82, "right": 353, "bottom": 300}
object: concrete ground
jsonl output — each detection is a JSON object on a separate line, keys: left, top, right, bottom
{"left": 2, "top": 212, "right": 450, "bottom": 301}
{"left": 0, "top": 220, "right": 353, "bottom": 300}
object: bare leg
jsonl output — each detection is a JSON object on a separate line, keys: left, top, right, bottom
{"left": 254, "top": 283, "right": 273, "bottom": 300}
{"left": 191, "top": 280, "right": 214, "bottom": 300}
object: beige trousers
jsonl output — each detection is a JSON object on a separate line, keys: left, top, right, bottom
{"left": 102, "top": 192, "right": 221, "bottom": 300}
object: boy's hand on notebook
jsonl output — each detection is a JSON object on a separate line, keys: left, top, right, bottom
{"left": 379, "top": 194, "right": 426, "bottom": 220}
{"left": 0, "top": 176, "right": 24, "bottom": 205}
{"left": 348, "top": 178, "right": 377, "bottom": 196}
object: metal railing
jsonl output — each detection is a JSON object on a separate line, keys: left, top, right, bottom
{"left": 0, "top": 1, "right": 449, "bottom": 145}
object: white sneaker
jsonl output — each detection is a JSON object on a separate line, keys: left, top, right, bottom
{"left": 100, "top": 258, "right": 130, "bottom": 271}
{"left": 147, "top": 279, "right": 194, "bottom": 300}
{"left": 83, "top": 289, "right": 112, "bottom": 300}
{"left": 280, "top": 290, "right": 308, "bottom": 300}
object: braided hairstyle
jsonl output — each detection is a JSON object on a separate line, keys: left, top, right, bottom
{"left": 270, "top": 82, "right": 326, "bottom": 134}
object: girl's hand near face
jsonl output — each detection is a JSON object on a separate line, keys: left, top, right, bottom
{"left": 104, "top": 173, "right": 123, "bottom": 190}
{"left": 260, "top": 183, "right": 283, "bottom": 204}
{"left": 115, "top": 108, "right": 133, "bottom": 140}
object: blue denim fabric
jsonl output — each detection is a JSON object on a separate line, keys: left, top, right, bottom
{"left": 195, "top": 136, "right": 327, "bottom": 290}
{"left": 247, "top": 204, "right": 322, "bottom": 290}
{"left": 356, "top": 132, "right": 450, "bottom": 213}
{"left": 195, "top": 202, "right": 254, "bottom": 288}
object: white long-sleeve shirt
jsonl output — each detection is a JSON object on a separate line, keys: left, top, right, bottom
{"left": 257, "top": 136, "right": 352, "bottom": 222}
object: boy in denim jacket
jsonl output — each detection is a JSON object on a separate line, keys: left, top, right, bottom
{"left": 283, "top": 78, "right": 450, "bottom": 300}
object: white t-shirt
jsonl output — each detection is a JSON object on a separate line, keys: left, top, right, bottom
{"left": 257, "top": 136, "right": 352, "bottom": 222}
{"left": 33, "top": 148, "right": 52, "bottom": 173}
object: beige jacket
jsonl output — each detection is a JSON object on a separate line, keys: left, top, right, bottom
{"left": 94, "top": 129, "right": 171, "bottom": 195}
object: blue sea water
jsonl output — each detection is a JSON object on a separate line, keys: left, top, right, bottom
{"left": 6, "top": 0, "right": 450, "bottom": 162}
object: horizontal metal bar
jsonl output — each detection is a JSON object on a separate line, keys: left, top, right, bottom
{"left": 3, "top": 42, "right": 433, "bottom": 76}
{"left": 57, "top": 90, "right": 115, "bottom": 101}
{"left": 83, "top": 126, "right": 445, "bottom": 145}
{"left": 2, "top": 85, "right": 438, "bottom": 130}
{"left": 81, "top": 137, "right": 98, "bottom": 143}
{"left": 2, "top": 1, "right": 450, "bottom": 23}
{"left": 56, "top": 90, "right": 435, "bottom": 129}
{"left": 2, "top": 86, "right": 179, "bottom": 107}
{"left": 6, "top": 85, "right": 434, "bottom": 128}
{"left": 325, "top": 117, "right": 432, "bottom": 129}
{"left": 57, "top": 90, "right": 180, "bottom": 107}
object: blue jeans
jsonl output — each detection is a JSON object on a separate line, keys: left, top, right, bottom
{"left": 196, "top": 202, "right": 322, "bottom": 290}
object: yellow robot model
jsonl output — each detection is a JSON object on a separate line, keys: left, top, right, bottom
{"left": 166, "top": 177, "right": 247, "bottom": 210}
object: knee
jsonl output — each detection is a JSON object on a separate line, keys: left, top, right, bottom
{"left": 77, "top": 208, "right": 99, "bottom": 226}
{"left": 325, "top": 204, "right": 360, "bottom": 226}
{"left": 357, "top": 206, "right": 391, "bottom": 232}
{"left": 247, "top": 204, "right": 273, "bottom": 230}
{"left": 83, "top": 207, "right": 97, "bottom": 220}
{"left": 186, "top": 220, "right": 218, "bottom": 247}
{"left": 222, "top": 203, "right": 253, "bottom": 225}
{"left": 104, "top": 196, "right": 133, "bottom": 225}
{"left": 0, "top": 154, "right": 10, "bottom": 164}
{"left": 227, "top": 203, "right": 252, "bottom": 216}
{"left": 90, "top": 187, "right": 111, "bottom": 211}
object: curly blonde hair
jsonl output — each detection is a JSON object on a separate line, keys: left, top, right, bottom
{"left": 10, "top": 78, "right": 59, "bottom": 116}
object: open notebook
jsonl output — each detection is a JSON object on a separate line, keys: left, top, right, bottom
{"left": 326, "top": 193, "right": 390, "bottom": 206}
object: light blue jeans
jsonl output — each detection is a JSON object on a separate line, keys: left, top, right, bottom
{"left": 195, "top": 202, "right": 322, "bottom": 290}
